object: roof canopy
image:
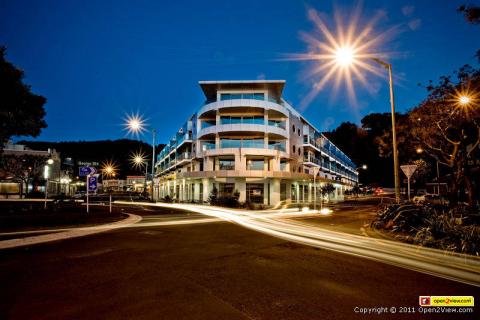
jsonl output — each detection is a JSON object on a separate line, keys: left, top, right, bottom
{"left": 199, "top": 80, "right": 286, "bottom": 101}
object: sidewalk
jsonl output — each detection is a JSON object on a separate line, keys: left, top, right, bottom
{"left": 0, "top": 213, "right": 142, "bottom": 250}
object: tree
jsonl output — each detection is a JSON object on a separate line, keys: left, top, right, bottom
{"left": 407, "top": 65, "right": 480, "bottom": 205}
{"left": 458, "top": 5, "right": 480, "bottom": 24}
{"left": 320, "top": 183, "right": 336, "bottom": 198}
{"left": 0, "top": 47, "right": 47, "bottom": 149}
{"left": 326, "top": 114, "right": 406, "bottom": 187}
{"left": 208, "top": 186, "right": 218, "bottom": 205}
{"left": 458, "top": 5, "right": 480, "bottom": 62}
{"left": 0, "top": 154, "right": 47, "bottom": 197}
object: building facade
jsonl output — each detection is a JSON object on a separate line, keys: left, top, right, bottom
{"left": 154, "top": 80, "right": 358, "bottom": 206}
{"left": 0, "top": 142, "right": 62, "bottom": 198}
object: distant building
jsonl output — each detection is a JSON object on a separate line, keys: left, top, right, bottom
{"left": 103, "top": 179, "right": 127, "bottom": 192}
{"left": 126, "top": 176, "right": 147, "bottom": 192}
{"left": 154, "top": 80, "right": 358, "bottom": 205}
{"left": 0, "top": 142, "right": 61, "bottom": 198}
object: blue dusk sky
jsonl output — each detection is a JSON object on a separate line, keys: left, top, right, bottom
{"left": 1, "top": 0, "right": 479, "bottom": 144}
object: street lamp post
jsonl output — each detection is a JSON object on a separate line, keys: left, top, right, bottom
{"left": 131, "top": 152, "right": 148, "bottom": 196}
{"left": 355, "top": 164, "right": 368, "bottom": 196}
{"left": 151, "top": 129, "right": 156, "bottom": 200}
{"left": 312, "top": 166, "right": 320, "bottom": 212}
{"left": 125, "top": 115, "right": 156, "bottom": 200}
{"left": 371, "top": 58, "right": 400, "bottom": 203}
{"left": 44, "top": 158, "right": 54, "bottom": 209}
{"left": 327, "top": 48, "right": 402, "bottom": 204}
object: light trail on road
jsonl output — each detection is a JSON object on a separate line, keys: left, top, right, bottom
{"left": 116, "top": 201, "right": 480, "bottom": 287}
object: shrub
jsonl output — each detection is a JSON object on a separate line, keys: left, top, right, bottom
{"left": 372, "top": 203, "right": 480, "bottom": 255}
{"left": 162, "top": 195, "right": 172, "bottom": 203}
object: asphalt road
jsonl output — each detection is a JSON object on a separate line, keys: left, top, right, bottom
{"left": 287, "top": 199, "right": 380, "bottom": 235}
{"left": 1, "top": 206, "right": 478, "bottom": 320}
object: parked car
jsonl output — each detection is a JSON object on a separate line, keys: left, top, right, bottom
{"left": 412, "top": 194, "right": 426, "bottom": 203}
{"left": 73, "top": 191, "right": 85, "bottom": 199}
{"left": 374, "top": 187, "right": 384, "bottom": 195}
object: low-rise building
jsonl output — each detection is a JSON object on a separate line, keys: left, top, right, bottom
{"left": 103, "top": 179, "right": 127, "bottom": 192}
{"left": 126, "top": 176, "right": 147, "bottom": 192}
{"left": 0, "top": 142, "right": 61, "bottom": 198}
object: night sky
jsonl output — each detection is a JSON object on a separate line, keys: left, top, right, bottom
{"left": 1, "top": 0, "right": 479, "bottom": 144}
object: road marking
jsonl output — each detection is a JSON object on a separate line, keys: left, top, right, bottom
{"left": 0, "top": 213, "right": 142, "bottom": 250}
{"left": 116, "top": 201, "right": 480, "bottom": 287}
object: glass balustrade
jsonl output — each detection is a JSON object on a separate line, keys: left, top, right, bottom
{"left": 219, "top": 138, "right": 264, "bottom": 149}
{"left": 241, "top": 139, "right": 264, "bottom": 148}
{"left": 220, "top": 139, "right": 242, "bottom": 148}
{"left": 268, "top": 119, "right": 286, "bottom": 129}
{"left": 220, "top": 93, "right": 265, "bottom": 101}
{"left": 201, "top": 141, "right": 216, "bottom": 151}
{"left": 268, "top": 141, "right": 286, "bottom": 152}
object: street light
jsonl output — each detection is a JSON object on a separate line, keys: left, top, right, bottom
{"left": 356, "top": 55, "right": 400, "bottom": 203}
{"left": 354, "top": 164, "right": 368, "bottom": 197}
{"left": 130, "top": 151, "right": 148, "bottom": 194}
{"left": 335, "top": 47, "right": 354, "bottom": 67}
{"left": 459, "top": 95, "right": 471, "bottom": 106}
{"left": 290, "top": 8, "right": 402, "bottom": 202}
{"left": 124, "top": 113, "right": 156, "bottom": 199}
{"left": 101, "top": 161, "right": 118, "bottom": 192}
{"left": 44, "top": 158, "right": 53, "bottom": 209}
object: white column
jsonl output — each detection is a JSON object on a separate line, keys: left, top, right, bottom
{"left": 235, "top": 178, "right": 246, "bottom": 203}
{"left": 270, "top": 178, "right": 280, "bottom": 206}
{"left": 202, "top": 178, "right": 209, "bottom": 202}
{"left": 264, "top": 181, "right": 269, "bottom": 205}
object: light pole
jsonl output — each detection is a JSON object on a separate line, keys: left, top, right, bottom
{"left": 125, "top": 114, "right": 156, "bottom": 200}
{"left": 151, "top": 129, "right": 156, "bottom": 200}
{"left": 130, "top": 152, "right": 147, "bottom": 195}
{"left": 330, "top": 49, "right": 401, "bottom": 203}
{"left": 44, "top": 158, "right": 54, "bottom": 209}
{"left": 355, "top": 164, "right": 368, "bottom": 196}
{"left": 312, "top": 166, "right": 320, "bottom": 212}
{"left": 101, "top": 162, "right": 117, "bottom": 192}
{"left": 371, "top": 58, "right": 400, "bottom": 203}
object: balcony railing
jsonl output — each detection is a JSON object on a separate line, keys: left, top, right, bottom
{"left": 268, "top": 141, "right": 286, "bottom": 152}
{"left": 304, "top": 154, "right": 322, "bottom": 166}
{"left": 201, "top": 142, "right": 216, "bottom": 151}
{"left": 268, "top": 119, "right": 286, "bottom": 129}
{"left": 177, "top": 152, "right": 191, "bottom": 161}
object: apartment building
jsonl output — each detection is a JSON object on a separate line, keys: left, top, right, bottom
{"left": 153, "top": 80, "right": 358, "bottom": 206}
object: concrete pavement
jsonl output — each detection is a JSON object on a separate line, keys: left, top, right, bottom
{"left": 0, "top": 213, "right": 142, "bottom": 250}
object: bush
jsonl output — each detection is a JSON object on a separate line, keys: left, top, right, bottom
{"left": 161, "top": 195, "right": 173, "bottom": 203}
{"left": 209, "top": 189, "right": 240, "bottom": 208}
{"left": 372, "top": 203, "right": 480, "bottom": 255}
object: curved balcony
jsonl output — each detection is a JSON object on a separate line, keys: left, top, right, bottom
{"left": 177, "top": 170, "right": 311, "bottom": 180}
{"left": 201, "top": 147, "right": 289, "bottom": 159}
{"left": 198, "top": 123, "right": 288, "bottom": 139}
{"left": 198, "top": 99, "right": 289, "bottom": 118}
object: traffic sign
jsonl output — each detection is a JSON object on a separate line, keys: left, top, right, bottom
{"left": 401, "top": 165, "right": 417, "bottom": 201}
{"left": 401, "top": 165, "right": 417, "bottom": 178}
{"left": 79, "top": 166, "right": 97, "bottom": 177}
{"left": 88, "top": 175, "right": 98, "bottom": 192}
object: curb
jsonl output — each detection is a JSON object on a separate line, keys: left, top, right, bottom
{"left": 0, "top": 213, "right": 142, "bottom": 250}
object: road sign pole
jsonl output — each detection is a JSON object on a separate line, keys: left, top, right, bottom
{"left": 400, "top": 165, "right": 417, "bottom": 203}
{"left": 109, "top": 193, "right": 112, "bottom": 213}
{"left": 86, "top": 174, "right": 89, "bottom": 213}
{"left": 407, "top": 176, "right": 411, "bottom": 201}
{"left": 44, "top": 179, "right": 48, "bottom": 209}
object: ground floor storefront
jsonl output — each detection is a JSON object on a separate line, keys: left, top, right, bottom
{"left": 154, "top": 177, "right": 351, "bottom": 206}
